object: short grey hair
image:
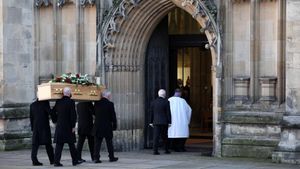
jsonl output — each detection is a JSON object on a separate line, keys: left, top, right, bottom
{"left": 158, "top": 89, "right": 166, "bottom": 98}
{"left": 102, "top": 89, "right": 111, "bottom": 99}
{"left": 63, "top": 87, "right": 71, "bottom": 97}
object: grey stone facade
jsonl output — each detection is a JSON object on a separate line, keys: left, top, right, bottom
{"left": 0, "top": 0, "right": 300, "bottom": 165}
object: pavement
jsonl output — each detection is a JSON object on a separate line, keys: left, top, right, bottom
{"left": 0, "top": 148, "right": 299, "bottom": 169}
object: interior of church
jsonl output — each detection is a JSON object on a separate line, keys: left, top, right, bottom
{"left": 168, "top": 7, "right": 213, "bottom": 154}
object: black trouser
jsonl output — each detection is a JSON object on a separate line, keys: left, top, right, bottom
{"left": 153, "top": 125, "right": 169, "bottom": 153}
{"left": 94, "top": 136, "right": 114, "bottom": 160}
{"left": 77, "top": 134, "right": 94, "bottom": 160}
{"left": 54, "top": 143, "right": 78, "bottom": 164}
{"left": 170, "top": 138, "right": 187, "bottom": 151}
{"left": 31, "top": 144, "right": 54, "bottom": 163}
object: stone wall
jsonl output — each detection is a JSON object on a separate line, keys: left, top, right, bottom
{"left": 221, "top": 0, "right": 285, "bottom": 159}
{"left": 272, "top": 0, "right": 300, "bottom": 164}
{"left": 0, "top": 0, "right": 34, "bottom": 150}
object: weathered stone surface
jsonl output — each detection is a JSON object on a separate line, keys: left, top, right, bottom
{"left": 273, "top": 151, "right": 300, "bottom": 164}
{"left": 282, "top": 116, "right": 300, "bottom": 128}
{"left": 223, "top": 111, "right": 283, "bottom": 124}
{"left": 222, "top": 137, "right": 279, "bottom": 147}
{"left": 222, "top": 145, "right": 275, "bottom": 158}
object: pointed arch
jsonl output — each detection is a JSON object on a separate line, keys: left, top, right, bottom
{"left": 98, "top": 0, "right": 223, "bottom": 156}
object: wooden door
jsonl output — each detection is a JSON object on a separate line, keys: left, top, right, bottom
{"left": 144, "top": 17, "right": 169, "bottom": 148}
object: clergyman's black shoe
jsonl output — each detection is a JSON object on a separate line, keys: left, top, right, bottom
{"left": 153, "top": 151, "right": 160, "bottom": 155}
{"left": 93, "top": 160, "right": 102, "bottom": 163}
{"left": 72, "top": 160, "right": 83, "bottom": 166}
{"left": 165, "top": 150, "right": 171, "bottom": 154}
{"left": 78, "top": 159, "right": 86, "bottom": 163}
{"left": 109, "top": 157, "right": 118, "bottom": 162}
{"left": 32, "top": 161, "right": 43, "bottom": 166}
{"left": 54, "top": 163, "right": 63, "bottom": 167}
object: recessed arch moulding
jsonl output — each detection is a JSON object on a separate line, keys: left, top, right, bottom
{"left": 97, "top": 0, "right": 223, "bottom": 156}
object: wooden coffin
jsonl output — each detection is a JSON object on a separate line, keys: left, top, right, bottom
{"left": 37, "top": 82, "right": 104, "bottom": 101}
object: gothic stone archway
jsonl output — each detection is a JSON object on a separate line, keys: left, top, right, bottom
{"left": 98, "top": 0, "right": 222, "bottom": 156}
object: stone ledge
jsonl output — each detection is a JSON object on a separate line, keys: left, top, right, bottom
{"left": 0, "top": 107, "right": 29, "bottom": 119}
{"left": 0, "top": 132, "right": 32, "bottom": 140}
{"left": 222, "top": 137, "right": 279, "bottom": 147}
{"left": 282, "top": 116, "right": 300, "bottom": 128}
{"left": 223, "top": 111, "right": 283, "bottom": 124}
{"left": 0, "top": 138, "right": 31, "bottom": 151}
{"left": 222, "top": 144, "right": 275, "bottom": 158}
{"left": 272, "top": 151, "right": 300, "bottom": 164}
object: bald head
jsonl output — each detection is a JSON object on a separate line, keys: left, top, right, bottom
{"left": 101, "top": 89, "right": 112, "bottom": 100}
{"left": 63, "top": 87, "right": 71, "bottom": 97}
{"left": 158, "top": 89, "right": 166, "bottom": 98}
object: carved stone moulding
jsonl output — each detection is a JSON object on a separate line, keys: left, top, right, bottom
{"left": 233, "top": 76, "right": 250, "bottom": 104}
{"left": 259, "top": 76, "right": 277, "bottom": 102}
{"left": 104, "top": 64, "right": 141, "bottom": 72}
{"left": 35, "top": 0, "right": 52, "bottom": 8}
{"left": 80, "top": 0, "right": 95, "bottom": 7}
{"left": 57, "top": 0, "right": 74, "bottom": 8}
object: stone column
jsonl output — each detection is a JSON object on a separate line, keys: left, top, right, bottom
{"left": 272, "top": 0, "right": 300, "bottom": 164}
{"left": 0, "top": 0, "right": 34, "bottom": 150}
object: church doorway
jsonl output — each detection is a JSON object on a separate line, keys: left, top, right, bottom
{"left": 145, "top": 7, "right": 213, "bottom": 154}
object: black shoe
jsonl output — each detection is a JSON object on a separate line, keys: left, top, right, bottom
{"left": 78, "top": 159, "right": 86, "bottom": 163}
{"left": 54, "top": 163, "right": 63, "bottom": 167}
{"left": 109, "top": 157, "right": 118, "bottom": 162}
{"left": 153, "top": 151, "right": 160, "bottom": 155}
{"left": 93, "top": 160, "right": 102, "bottom": 163}
{"left": 32, "top": 161, "right": 43, "bottom": 166}
{"left": 50, "top": 161, "right": 54, "bottom": 165}
{"left": 165, "top": 150, "right": 171, "bottom": 154}
{"left": 72, "top": 160, "right": 83, "bottom": 166}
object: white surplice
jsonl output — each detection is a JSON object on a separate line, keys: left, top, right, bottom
{"left": 168, "top": 96, "right": 192, "bottom": 138}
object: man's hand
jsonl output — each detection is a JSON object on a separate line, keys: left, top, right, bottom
{"left": 149, "top": 123, "right": 154, "bottom": 128}
{"left": 72, "top": 128, "right": 75, "bottom": 133}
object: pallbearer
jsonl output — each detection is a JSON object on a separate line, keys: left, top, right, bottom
{"left": 76, "top": 101, "right": 95, "bottom": 162}
{"left": 92, "top": 90, "right": 118, "bottom": 163}
{"left": 30, "top": 98, "right": 55, "bottom": 166}
{"left": 52, "top": 87, "right": 82, "bottom": 167}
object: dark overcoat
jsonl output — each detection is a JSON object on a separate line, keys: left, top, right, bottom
{"left": 52, "top": 96, "right": 77, "bottom": 144}
{"left": 30, "top": 100, "right": 54, "bottom": 145}
{"left": 150, "top": 97, "right": 171, "bottom": 125}
{"left": 92, "top": 98, "right": 117, "bottom": 139}
{"left": 77, "top": 102, "right": 94, "bottom": 135}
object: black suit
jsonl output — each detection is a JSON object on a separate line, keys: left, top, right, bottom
{"left": 30, "top": 100, "right": 55, "bottom": 164}
{"left": 92, "top": 97, "right": 117, "bottom": 160}
{"left": 76, "top": 102, "right": 94, "bottom": 161}
{"left": 150, "top": 97, "right": 171, "bottom": 153}
{"left": 52, "top": 96, "right": 78, "bottom": 165}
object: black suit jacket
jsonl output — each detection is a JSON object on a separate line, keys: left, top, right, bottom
{"left": 92, "top": 98, "right": 117, "bottom": 139}
{"left": 150, "top": 97, "right": 171, "bottom": 125}
{"left": 77, "top": 102, "right": 94, "bottom": 135}
{"left": 52, "top": 96, "right": 77, "bottom": 144}
{"left": 30, "top": 100, "right": 55, "bottom": 145}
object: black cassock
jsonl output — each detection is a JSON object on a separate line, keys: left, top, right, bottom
{"left": 92, "top": 98, "right": 117, "bottom": 160}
